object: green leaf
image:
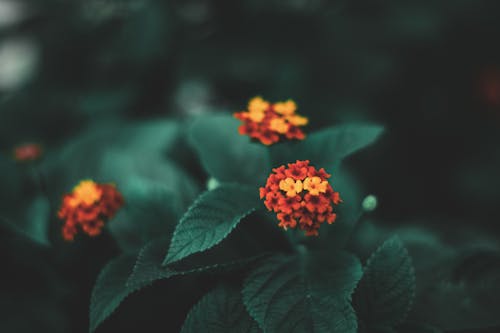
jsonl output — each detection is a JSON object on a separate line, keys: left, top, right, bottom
{"left": 354, "top": 236, "right": 416, "bottom": 330}
{"left": 163, "top": 184, "right": 259, "bottom": 266}
{"left": 126, "top": 237, "right": 176, "bottom": 290}
{"left": 189, "top": 114, "right": 271, "bottom": 185}
{"left": 181, "top": 285, "right": 261, "bottom": 333}
{"left": 129, "top": 236, "right": 268, "bottom": 290}
{"left": 270, "top": 124, "right": 384, "bottom": 170}
{"left": 242, "top": 251, "right": 362, "bottom": 333}
{"left": 89, "top": 255, "right": 147, "bottom": 333}
{"left": 316, "top": 168, "right": 363, "bottom": 249}
{"left": 91, "top": 235, "right": 263, "bottom": 333}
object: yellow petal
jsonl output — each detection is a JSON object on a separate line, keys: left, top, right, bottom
{"left": 274, "top": 100, "right": 297, "bottom": 115}
{"left": 248, "top": 110, "right": 265, "bottom": 122}
{"left": 248, "top": 96, "right": 269, "bottom": 113}
{"left": 269, "top": 118, "right": 289, "bottom": 134}
{"left": 287, "top": 115, "right": 308, "bottom": 126}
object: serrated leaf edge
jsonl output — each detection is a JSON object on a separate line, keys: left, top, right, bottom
{"left": 163, "top": 184, "right": 257, "bottom": 266}
{"left": 363, "top": 235, "right": 416, "bottom": 327}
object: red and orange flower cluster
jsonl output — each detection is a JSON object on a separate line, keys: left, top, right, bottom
{"left": 13, "top": 143, "right": 43, "bottom": 162}
{"left": 234, "top": 97, "right": 308, "bottom": 145}
{"left": 260, "top": 160, "right": 341, "bottom": 236}
{"left": 58, "top": 180, "right": 124, "bottom": 241}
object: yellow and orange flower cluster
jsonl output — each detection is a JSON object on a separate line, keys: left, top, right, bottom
{"left": 58, "top": 180, "right": 124, "bottom": 241}
{"left": 260, "top": 160, "right": 341, "bottom": 236}
{"left": 234, "top": 97, "right": 308, "bottom": 145}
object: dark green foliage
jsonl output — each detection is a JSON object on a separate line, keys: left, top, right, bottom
{"left": 189, "top": 114, "right": 271, "bottom": 185}
{"left": 354, "top": 236, "right": 416, "bottom": 332}
{"left": 242, "top": 251, "right": 362, "bottom": 333}
{"left": 0, "top": 156, "right": 51, "bottom": 245}
{"left": 42, "top": 119, "right": 199, "bottom": 251}
{"left": 89, "top": 255, "right": 139, "bottom": 333}
{"left": 270, "top": 124, "right": 384, "bottom": 170}
{"left": 164, "top": 184, "right": 260, "bottom": 265}
{"left": 181, "top": 285, "right": 261, "bottom": 333}
{"left": 3, "top": 1, "right": 500, "bottom": 332}
{"left": 412, "top": 247, "right": 500, "bottom": 330}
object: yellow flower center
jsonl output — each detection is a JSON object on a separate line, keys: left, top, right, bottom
{"left": 274, "top": 100, "right": 297, "bottom": 115}
{"left": 248, "top": 97, "right": 269, "bottom": 114}
{"left": 248, "top": 110, "right": 266, "bottom": 122}
{"left": 279, "top": 177, "right": 303, "bottom": 197}
{"left": 73, "top": 180, "right": 103, "bottom": 205}
{"left": 303, "top": 176, "right": 328, "bottom": 196}
{"left": 286, "top": 115, "right": 309, "bottom": 126}
{"left": 269, "top": 118, "right": 290, "bottom": 134}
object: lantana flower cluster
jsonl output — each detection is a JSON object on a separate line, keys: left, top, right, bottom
{"left": 13, "top": 143, "right": 43, "bottom": 162}
{"left": 260, "top": 160, "right": 341, "bottom": 236}
{"left": 234, "top": 97, "right": 308, "bottom": 145}
{"left": 58, "top": 180, "right": 124, "bottom": 241}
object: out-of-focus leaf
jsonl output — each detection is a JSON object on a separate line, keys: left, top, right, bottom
{"left": 45, "top": 119, "right": 199, "bottom": 250}
{"left": 396, "top": 321, "right": 442, "bottom": 333}
{"left": 270, "top": 124, "right": 384, "bottom": 170}
{"left": 0, "top": 156, "right": 51, "bottom": 245}
{"left": 101, "top": 151, "right": 198, "bottom": 251}
{"left": 181, "top": 285, "right": 261, "bottom": 333}
{"left": 189, "top": 114, "right": 271, "bottom": 186}
{"left": 412, "top": 247, "right": 500, "bottom": 330}
{"left": 315, "top": 168, "right": 363, "bottom": 249}
{"left": 354, "top": 236, "right": 416, "bottom": 331}
{"left": 22, "top": 195, "right": 51, "bottom": 245}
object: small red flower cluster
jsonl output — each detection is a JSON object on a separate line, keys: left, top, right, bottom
{"left": 58, "top": 180, "right": 124, "bottom": 241}
{"left": 234, "top": 97, "right": 308, "bottom": 145}
{"left": 13, "top": 143, "right": 43, "bottom": 162}
{"left": 260, "top": 160, "right": 341, "bottom": 236}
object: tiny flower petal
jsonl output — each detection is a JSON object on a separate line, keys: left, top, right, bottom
{"left": 286, "top": 115, "right": 308, "bottom": 126}
{"left": 248, "top": 110, "right": 266, "bottom": 123}
{"left": 279, "top": 178, "right": 303, "bottom": 197}
{"left": 303, "top": 176, "right": 328, "bottom": 196}
{"left": 273, "top": 100, "right": 296, "bottom": 115}
{"left": 269, "top": 118, "right": 289, "bottom": 134}
{"left": 248, "top": 96, "right": 269, "bottom": 113}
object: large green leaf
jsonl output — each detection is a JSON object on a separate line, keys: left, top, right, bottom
{"left": 270, "top": 124, "right": 384, "bottom": 170}
{"left": 91, "top": 233, "right": 267, "bottom": 333}
{"left": 189, "top": 113, "right": 271, "bottom": 185}
{"left": 163, "top": 184, "right": 259, "bottom": 266}
{"left": 126, "top": 238, "right": 175, "bottom": 290}
{"left": 129, "top": 236, "right": 267, "bottom": 290}
{"left": 354, "top": 236, "right": 416, "bottom": 330}
{"left": 181, "top": 285, "right": 261, "bottom": 333}
{"left": 242, "top": 251, "right": 362, "bottom": 333}
{"left": 89, "top": 255, "right": 145, "bottom": 333}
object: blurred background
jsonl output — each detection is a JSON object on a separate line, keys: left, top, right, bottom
{"left": 1, "top": 0, "right": 500, "bottom": 332}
